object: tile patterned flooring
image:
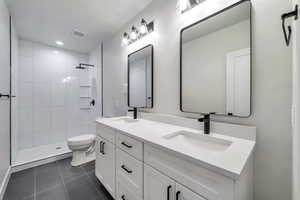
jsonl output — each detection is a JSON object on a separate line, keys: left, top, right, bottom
{"left": 4, "top": 158, "right": 114, "bottom": 200}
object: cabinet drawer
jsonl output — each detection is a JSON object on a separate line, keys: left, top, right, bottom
{"left": 97, "top": 123, "right": 116, "bottom": 144}
{"left": 117, "top": 149, "right": 143, "bottom": 198}
{"left": 117, "top": 180, "right": 142, "bottom": 200}
{"left": 144, "top": 144, "right": 234, "bottom": 200}
{"left": 117, "top": 133, "right": 143, "bottom": 161}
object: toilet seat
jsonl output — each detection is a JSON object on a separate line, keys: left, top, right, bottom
{"left": 68, "top": 134, "right": 96, "bottom": 146}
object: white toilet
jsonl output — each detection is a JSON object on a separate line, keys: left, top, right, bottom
{"left": 67, "top": 134, "right": 96, "bottom": 166}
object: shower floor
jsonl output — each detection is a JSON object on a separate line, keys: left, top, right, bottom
{"left": 12, "top": 142, "right": 71, "bottom": 167}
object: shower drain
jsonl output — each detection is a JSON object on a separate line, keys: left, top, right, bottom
{"left": 56, "top": 146, "right": 62, "bottom": 150}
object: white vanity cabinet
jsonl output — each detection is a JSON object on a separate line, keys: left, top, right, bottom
{"left": 95, "top": 118, "right": 255, "bottom": 200}
{"left": 96, "top": 125, "right": 116, "bottom": 198}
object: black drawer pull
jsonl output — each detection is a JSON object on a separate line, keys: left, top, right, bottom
{"left": 121, "top": 165, "right": 132, "bottom": 173}
{"left": 99, "top": 141, "right": 102, "bottom": 153}
{"left": 121, "top": 195, "right": 126, "bottom": 200}
{"left": 176, "top": 191, "right": 181, "bottom": 200}
{"left": 101, "top": 142, "right": 105, "bottom": 155}
{"left": 121, "top": 142, "right": 132, "bottom": 148}
{"left": 167, "top": 185, "right": 172, "bottom": 200}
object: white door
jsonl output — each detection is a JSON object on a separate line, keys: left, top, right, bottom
{"left": 0, "top": 0, "right": 11, "bottom": 192}
{"left": 144, "top": 164, "right": 175, "bottom": 200}
{"left": 175, "top": 183, "right": 206, "bottom": 200}
{"left": 226, "top": 48, "right": 251, "bottom": 116}
{"left": 95, "top": 136, "right": 116, "bottom": 198}
{"left": 293, "top": 1, "right": 300, "bottom": 199}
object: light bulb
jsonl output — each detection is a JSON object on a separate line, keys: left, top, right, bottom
{"left": 122, "top": 32, "right": 130, "bottom": 45}
{"left": 130, "top": 26, "right": 138, "bottom": 40}
{"left": 178, "top": 0, "right": 188, "bottom": 12}
{"left": 140, "top": 19, "right": 148, "bottom": 34}
{"left": 122, "top": 38, "right": 129, "bottom": 45}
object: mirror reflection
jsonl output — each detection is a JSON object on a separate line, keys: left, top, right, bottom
{"left": 181, "top": 1, "right": 251, "bottom": 117}
{"left": 128, "top": 45, "right": 153, "bottom": 108}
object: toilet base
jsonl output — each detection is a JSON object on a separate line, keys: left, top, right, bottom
{"left": 71, "top": 150, "right": 96, "bottom": 167}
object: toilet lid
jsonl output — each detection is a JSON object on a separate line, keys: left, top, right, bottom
{"left": 68, "top": 134, "right": 96, "bottom": 145}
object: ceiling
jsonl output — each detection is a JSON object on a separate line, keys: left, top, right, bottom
{"left": 5, "top": 0, "right": 152, "bottom": 53}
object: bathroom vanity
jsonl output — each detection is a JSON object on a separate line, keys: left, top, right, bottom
{"left": 95, "top": 115, "right": 255, "bottom": 200}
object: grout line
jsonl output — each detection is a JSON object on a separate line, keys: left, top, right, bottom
{"left": 56, "top": 161, "right": 71, "bottom": 200}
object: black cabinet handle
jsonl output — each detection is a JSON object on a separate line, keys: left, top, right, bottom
{"left": 99, "top": 141, "right": 102, "bottom": 153}
{"left": 121, "top": 195, "right": 126, "bottom": 200}
{"left": 121, "top": 142, "right": 132, "bottom": 149}
{"left": 167, "top": 185, "right": 172, "bottom": 200}
{"left": 121, "top": 165, "right": 132, "bottom": 173}
{"left": 101, "top": 142, "right": 105, "bottom": 155}
{"left": 176, "top": 191, "right": 181, "bottom": 200}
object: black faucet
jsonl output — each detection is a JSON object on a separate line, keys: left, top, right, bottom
{"left": 128, "top": 107, "right": 138, "bottom": 119}
{"left": 198, "top": 113, "right": 211, "bottom": 134}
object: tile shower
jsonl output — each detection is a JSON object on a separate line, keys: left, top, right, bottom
{"left": 12, "top": 40, "right": 100, "bottom": 166}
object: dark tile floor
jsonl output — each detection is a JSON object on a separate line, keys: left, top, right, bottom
{"left": 4, "top": 158, "right": 114, "bottom": 200}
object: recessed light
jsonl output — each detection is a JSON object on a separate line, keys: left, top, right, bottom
{"left": 55, "top": 41, "right": 64, "bottom": 46}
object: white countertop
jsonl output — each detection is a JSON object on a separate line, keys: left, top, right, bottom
{"left": 96, "top": 116, "right": 255, "bottom": 179}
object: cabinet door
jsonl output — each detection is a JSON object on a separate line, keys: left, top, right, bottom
{"left": 175, "top": 183, "right": 206, "bottom": 200}
{"left": 144, "top": 164, "right": 175, "bottom": 200}
{"left": 95, "top": 136, "right": 105, "bottom": 183}
{"left": 95, "top": 137, "right": 116, "bottom": 198}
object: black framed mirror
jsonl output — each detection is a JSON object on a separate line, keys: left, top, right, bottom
{"left": 180, "top": 0, "right": 251, "bottom": 117}
{"left": 128, "top": 45, "right": 153, "bottom": 108}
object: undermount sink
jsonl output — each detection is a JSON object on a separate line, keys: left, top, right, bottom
{"left": 113, "top": 117, "right": 139, "bottom": 124}
{"left": 163, "top": 131, "right": 232, "bottom": 152}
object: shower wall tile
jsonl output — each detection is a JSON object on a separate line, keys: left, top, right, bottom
{"left": 33, "top": 108, "right": 51, "bottom": 146}
{"left": 19, "top": 83, "right": 33, "bottom": 107}
{"left": 52, "top": 108, "right": 67, "bottom": 143}
{"left": 19, "top": 40, "right": 33, "bottom": 58}
{"left": 19, "top": 56, "right": 33, "bottom": 82}
{"left": 33, "top": 83, "right": 51, "bottom": 107}
{"left": 52, "top": 82, "right": 66, "bottom": 106}
{"left": 18, "top": 107, "right": 33, "bottom": 149}
{"left": 17, "top": 39, "right": 92, "bottom": 151}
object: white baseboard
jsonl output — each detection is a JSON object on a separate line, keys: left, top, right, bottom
{"left": 12, "top": 152, "right": 72, "bottom": 173}
{"left": 0, "top": 166, "right": 11, "bottom": 200}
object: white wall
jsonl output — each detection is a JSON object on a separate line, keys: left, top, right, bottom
{"left": 102, "top": 0, "right": 293, "bottom": 199}
{"left": 182, "top": 20, "right": 250, "bottom": 113}
{"left": 0, "top": 0, "right": 11, "bottom": 195}
{"left": 17, "top": 40, "right": 94, "bottom": 151}
{"left": 11, "top": 19, "right": 19, "bottom": 163}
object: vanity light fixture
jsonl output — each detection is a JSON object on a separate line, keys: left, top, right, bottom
{"left": 122, "top": 19, "right": 154, "bottom": 46}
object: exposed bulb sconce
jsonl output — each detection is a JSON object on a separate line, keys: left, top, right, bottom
{"left": 130, "top": 26, "right": 138, "bottom": 40}
{"left": 122, "top": 32, "right": 130, "bottom": 45}
{"left": 140, "top": 19, "right": 148, "bottom": 34}
{"left": 122, "top": 19, "right": 154, "bottom": 46}
{"left": 177, "top": 0, "right": 203, "bottom": 13}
